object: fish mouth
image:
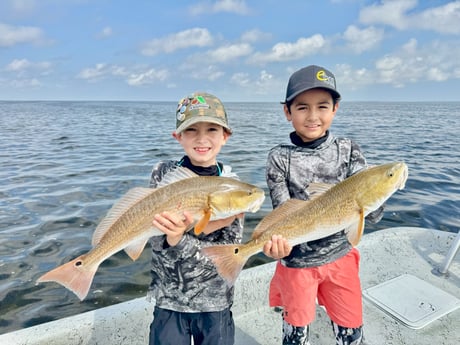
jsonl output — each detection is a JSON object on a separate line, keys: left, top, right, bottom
{"left": 249, "top": 193, "right": 265, "bottom": 212}
{"left": 395, "top": 162, "right": 409, "bottom": 190}
{"left": 249, "top": 202, "right": 263, "bottom": 212}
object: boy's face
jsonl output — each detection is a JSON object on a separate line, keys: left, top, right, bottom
{"left": 173, "top": 122, "right": 230, "bottom": 167}
{"left": 284, "top": 88, "right": 338, "bottom": 142}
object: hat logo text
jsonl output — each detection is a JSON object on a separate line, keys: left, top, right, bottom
{"left": 316, "top": 70, "right": 335, "bottom": 88}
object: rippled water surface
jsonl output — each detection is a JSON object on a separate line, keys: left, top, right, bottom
{"left": 0, "top": 101, "right": 459, "bottom": 334}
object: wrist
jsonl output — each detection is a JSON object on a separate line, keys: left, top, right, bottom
{"left": 166, "top": 234, "right": 183, "bottom": 247}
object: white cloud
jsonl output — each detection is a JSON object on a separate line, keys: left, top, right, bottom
{"left": 77, "top": 63, "right": 109, "bottom": 81}
{"left": 96, "top": 26, "right": 113, "bottom": 39}
{"left": 190, "top": 0, "right": 250, "bottom": 15}
{"left": 240, "top": 29, "right": 271, "bottom": 43}
{"left": 426, "top": 67, "right": 448, "bottom": 82}
{"left": 373, "top": 39, "right": 460, "bottom": 86}
{"left": 6, "top": 58, "right": 32, "bottom": 71}
{"left": 0, "top": 22, "right": 46, "bottom": 47}
{"left": 337, "top": 38, "right": 460, "bottom": 89}
{"left": 182, "top": 42, "right": 253, "bottom": 70}
{"left": 76, "top": 63, "right": 169, "bottom": 86}
{"left": 188, "top": 65, "right": 225, "bottom": 81}
{"left": 207, "top": 43, "right": 253, "bottom": 63}
{"left": 359, "top": 0, "right": 460, "bottom": 34}
{"left": 6, "top": 0, "right": 37, "bottom": 14}
{"left": 249, "top": 34, "right": 326, "bottom": 64}
{"left": 342, "top": 25, "right": 385, "bottom": 53}
{"left": 126, "top": 68, "right": 168, "bottom": 86}
{"left": 230, "top": 69, "right": 277, "bottom": 96}
{"left": 5, "top": 58, "right": 51, "bottom": 72}
{"left": 10, "top": 78, "right": 41, "bottom": 88}
{"left": 334, "top": 64, "right": 371, "bottom": 90}
{"left": 141, "top": 28, "right": 213, "bottom": 56}
{"left": 359, "top": 0, "right": 416, "bottom": 30}
{"left": 3, "top": 58, "right": 52, "bottom": 84}
{"left": 231, "top": 72, "right": 250, "bottom": 86}
{"left": 415, "top": 1, "right": 460, "bottom": 34}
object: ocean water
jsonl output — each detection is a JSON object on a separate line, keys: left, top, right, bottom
{"left": 0, "top": 101, "right": 459, "bottom": 335}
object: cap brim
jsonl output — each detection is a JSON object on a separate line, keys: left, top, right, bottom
{"left": 285, "top": 86, "right": 341, "bottom": 103}
{"left": 176, "top": 116, "right": 232, "bottom": 134}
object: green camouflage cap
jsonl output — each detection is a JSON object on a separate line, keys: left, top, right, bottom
{"left": 175, "top": 92, "right": 232, "bottom": 134}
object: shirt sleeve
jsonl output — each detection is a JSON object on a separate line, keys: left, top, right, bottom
{"left": 348, "top": 140, "right": 368, "bottom": 175}
{"left": 266, "top": 146, "right": 291, "bottom": 209}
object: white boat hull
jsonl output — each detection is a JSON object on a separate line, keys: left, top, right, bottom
{"left": 1, "top": 227, "right": 458, "bottom": 345}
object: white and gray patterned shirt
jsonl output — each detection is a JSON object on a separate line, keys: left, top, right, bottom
{"left": 266, "top": 131, "right": 383, "bottom": 268}
{"left": 147, "top": 159, "right": 242, "bottom": 312}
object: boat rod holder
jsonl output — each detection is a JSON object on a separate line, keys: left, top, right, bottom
{"left": 432, "top": 229, "right": 460, "bottom": 277}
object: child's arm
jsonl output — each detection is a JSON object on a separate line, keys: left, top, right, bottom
{"left": 266, "top": 147, "right": 291, "bottom": 208}
{"left": 263, "top": 147, "right": 293, "bottom": 258}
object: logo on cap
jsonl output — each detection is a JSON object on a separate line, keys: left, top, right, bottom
{"left": 176, "top": 97, "right": 190, "bottom": 121}
{"left": 189, "top": 95, "right": 210, "bottom": 111}
{"left": 316, "top": 70, "right": 335, "bottom": 88}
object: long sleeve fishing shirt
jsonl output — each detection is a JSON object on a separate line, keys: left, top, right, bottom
{"left": 266, "top": 131, "right": 383, "bottom": 268}
{"left": 147, "top": 160, "right": 242, "bottom": 313}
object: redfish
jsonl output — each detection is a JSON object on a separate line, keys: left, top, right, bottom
{"left": 202, "top": 162, "right": 408, "bottom": 285}
{"left": 37, "top": 167, "right": 265, "bottom": 300}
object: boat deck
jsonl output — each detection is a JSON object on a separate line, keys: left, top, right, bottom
{"left": 1, "top": 227, "right": 458, "bottom": 345}
{"left": 233, "top": 227, "right": 459, "bottom": 344}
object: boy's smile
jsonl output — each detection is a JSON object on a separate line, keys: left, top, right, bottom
{"left": 173, "top": 122, "right": 230, "bottom": 167}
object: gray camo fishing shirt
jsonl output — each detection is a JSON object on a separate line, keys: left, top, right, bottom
{"left": 147, "top": 160, "right": 242, "bottom": 313}
{"left": 266, "top": 131, "right": 383, "bottom": 268}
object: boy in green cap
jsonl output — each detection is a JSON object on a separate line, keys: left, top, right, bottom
{"left": 147, "top": 92, "right": 240, "bottom": 345}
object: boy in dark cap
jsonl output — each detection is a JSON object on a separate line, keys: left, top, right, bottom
{"left": 264, "top": 65, "right": 383, "bottom": 345}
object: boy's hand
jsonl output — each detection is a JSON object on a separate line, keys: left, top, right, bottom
{"left": 153, "top": 211, "right": 194, "bottom": 246}
{"left": 263, "top": 235, "right": 292, "bottom": 259}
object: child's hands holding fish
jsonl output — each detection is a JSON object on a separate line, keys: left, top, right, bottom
{"left": 263, "top": 235, "right": 292, "bottom": 260}
{"left": 153, "top": 211, "right": 194, "bottom": 246}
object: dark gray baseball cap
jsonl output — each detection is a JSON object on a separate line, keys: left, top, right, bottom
{"left": 283, "top": 65, "right": 341, "bottom": 103}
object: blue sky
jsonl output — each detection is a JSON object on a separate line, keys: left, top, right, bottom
{"left": 1, "top": 0, "right": 459, "bottom": 102}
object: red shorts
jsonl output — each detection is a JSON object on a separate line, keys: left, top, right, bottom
{"left": 269, "top": 248, "right": 362, "bottom": 328}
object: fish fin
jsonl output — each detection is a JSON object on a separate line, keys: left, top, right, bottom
{"left": 92, "top": 187, "right": 157, "bottom": 246}
{"left": 124, "top": 237, "right": 150, "bottom": 260}
{"left": 194, "top": 209, "right": 211, "bottom": 235}
{"left": 306, "top": 182, "right": 334, "bottom": 200}
{"left": 201, "top": 244, "right": 246, "bottom": 285}
{"left": 251, "top": 199, "right": 305, "bottom": 240}
{"left": 157, "top": 166, "right": 198, "bottom": 187}
{"left": 36, "top": 255, "right": 96, "bottom": 301}
{"left": 345, "top": 208, "right": 365, "bottom": 246}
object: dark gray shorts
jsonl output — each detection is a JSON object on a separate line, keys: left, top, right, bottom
{"left": 149, "top": 306, "right": 235, "bottom": 345}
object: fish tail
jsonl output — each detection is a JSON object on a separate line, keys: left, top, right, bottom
{"left": 202, "top": 244, "right": 248, "bottom": 286}
{"left": 36, "top": 256, "right": 97, "bottom": 301}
